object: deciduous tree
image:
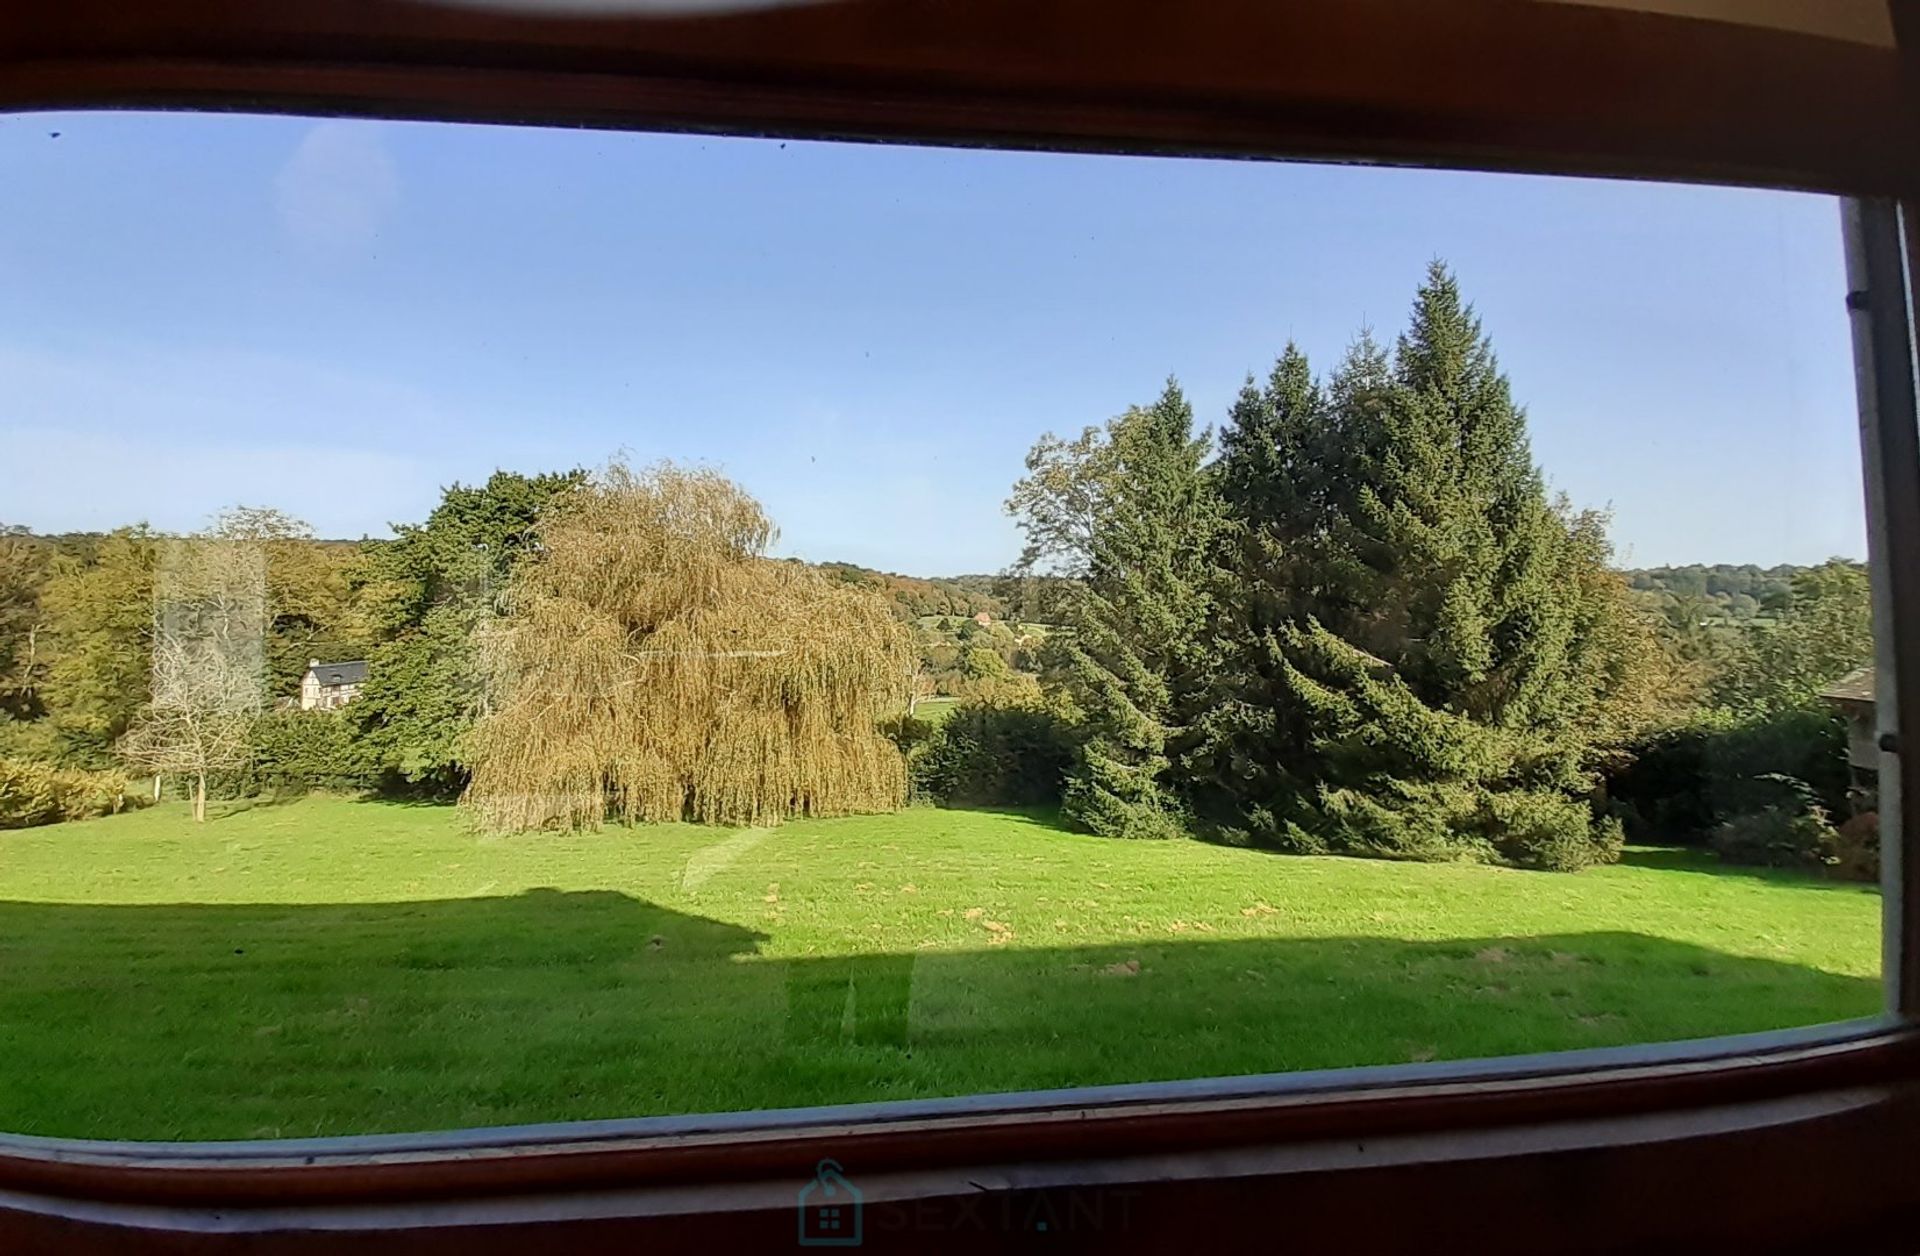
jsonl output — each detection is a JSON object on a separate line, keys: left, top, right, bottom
{"left": 0, "top": 527, "right": 50, "bottom": 723}
{"left": 119, "top": 536, "right": 267, "bottom": 820}
{"left": 210, "top": 506, "right": 369, "bottom": 699}
{"left": 1713, "top": 558, "right": 1872, "bottom": 715}
{"left": 37, "top": 527, "right": 159, "bottom": 765}
{"left": 465, "top": 462, "right": 912, "bottom": 831}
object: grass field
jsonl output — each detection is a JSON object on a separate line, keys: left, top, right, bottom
{"left": 911, "top": 696, "right": 961, "bottom": 724}
{"left": 0, "top": 798, "right": 1881, "bottom": 1141}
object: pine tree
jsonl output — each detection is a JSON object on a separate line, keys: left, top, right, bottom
{"left": 1203, "top": 264, "right": 1654, "bottom": 869}
{"left": 1057, "top": 380, "right": 1220, "bottom": 839}
{"left": 1185, "top": 345, "right": 1328, "bottom": 844}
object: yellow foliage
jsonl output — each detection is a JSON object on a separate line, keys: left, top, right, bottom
{"left": 464, "top": 462, "right": 911, "bottom": 831}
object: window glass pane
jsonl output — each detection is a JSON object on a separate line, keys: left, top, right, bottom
{"left": 0, "top": 111, "right": 1882, "bottom": 1140}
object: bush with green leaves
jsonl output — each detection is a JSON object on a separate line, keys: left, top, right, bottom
{"left": 1475, "top": 789, "right": 1625, "bottom": 873}
{"left": 910, "top": 698, "right": 1078, "bottom": 809}
{"left": 1609, "top": 707, "right": 1848, "bottom": 844}
{"left": 1699, "top": 771, "right": 1866, "bottom": 876}
{"left": 0, "top": 758, "right": 147, "bottom": 829}
{"left": 1709, "top": 802, "right": 1842, "bottom": 873}
{"left": 250, "top": 709, "right": 366, "bottom": 794}
{"left": 880, "top": 712, "right": 936, "bottom": 757}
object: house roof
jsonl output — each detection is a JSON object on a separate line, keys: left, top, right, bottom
{"left": 1820, "top": 665, "right": 1876, "bottom": 704}
{"left": 308, "top": 660, "right": 369, "bottom": 686}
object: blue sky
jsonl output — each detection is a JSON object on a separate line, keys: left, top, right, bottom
{"left": 0, "top": 110, "right": 1866, "bottom": 574}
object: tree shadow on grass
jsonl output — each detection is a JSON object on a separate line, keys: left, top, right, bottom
{"left": 917, "top": 803, "right": 1067, "bottom": 829}
{"left": 1618, "top": 845, "right": 1879, "bottom": 893}
{"left": 937, "top": 805, "right": 1875, "bottom": 891}
{"left": 0, "top": 891, "right": 1881, "bottom": 1142}
{"left": 344, "top": 794, "right": 462, "bottom": 811}
{"left": 204, "top": 790, "right": 315, "bottom": 820}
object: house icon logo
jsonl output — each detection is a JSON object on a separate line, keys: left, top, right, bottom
{"left": 797, "top": 1158, "right": 863, "bottom": 1247}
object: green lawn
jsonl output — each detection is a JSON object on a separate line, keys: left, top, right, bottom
{"left": 0, "top": 798, "right": 1881, "bottom": 1141}
{"left": 912, "top": 696, "right": 961, "bottom": 724}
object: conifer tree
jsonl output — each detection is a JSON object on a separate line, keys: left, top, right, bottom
{"left": 1185, "top": 345, "right": 1327, "bottom": 843}
{"left": 1204, "top": 264, "right": 1654, "bottom": 868}
{"left": 1057, "top": 380, "right": 1220, "bottom": 839}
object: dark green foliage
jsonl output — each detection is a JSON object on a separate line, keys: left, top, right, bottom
{"left": 0, "top": 716, "right": 62, "bottom": 764}
{"left": 361, "top": 470, "right": 588, "bottom": 635}
{"left": 1709, "top": 778, "right": 1842, "bottom": 874}
{"left": 910, "top": 699, "right": 1077, "bottom": 807}
{"left": 1476, "top": 789, "right": 1625, "bottom": 873}
{"left": 880, "top": 712, "right": 936, "bottom": 756}
{"left": 1191, "top": 264, "right": 1641, "bottom": 870}
{"left": 1185, "top": 344, "right": 1334, "bottom": 843}
{"left": 1607, "top": 558, "right": 1867, "bottom": 869}
{"left": 1055, "top": 380, "right": 1221, "bottom": 839}
{"left": 1259, "top": 619, "right": 1622, "bottom": 870}
{"left": 351, "top": 602, "right": 490, "bottom": 796}
{"left": 1318, "top": 778, "right": 1622, "bottom": 872}
{"left": 1611, "top": 708, "right": 1849, "bottom": 844}
{"left": 350, "top": 470, "right": 583, "bottom": 794}
{"left": 249, "top": 709, "right": 364, "bottom": 794}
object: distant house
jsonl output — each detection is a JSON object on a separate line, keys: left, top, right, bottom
{"left": 1820, "top": 665, "right": 1879, "bottom": 805}
{"left": 301, "top": 659, "right": 369, "bottom": 711}
{"left": 973, "top": 611, "right": 993, "bottom": 627}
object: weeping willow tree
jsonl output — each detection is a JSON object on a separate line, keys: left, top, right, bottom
{"left": 464, "top": 462, "right": 912, "bottom": 831}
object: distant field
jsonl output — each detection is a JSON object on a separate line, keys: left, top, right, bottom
{"left": 0, "top": 798, "right": 1880, "bottom": 1140}
{"left": 912, "top": 696, "right": 961, "bottom": 723}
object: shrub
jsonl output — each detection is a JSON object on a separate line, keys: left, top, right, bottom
{"left": 879, "top": 712, "right": 936, "bottom": 756}
{"left": 911, "top": 697, "right": 1077, "bottom": 808}
{"left": 249, "top": 709, "right": 365, "bottom": 794}
{"left": 1609, "top": 707, "right": 1848, "bottom": 844}
{"left": 1710, "top": 804, "right": 1842, "bottom": 873}
{"left": 1317, "top": 782, "right": 1488, "bottom": 865}
{"left": 0, "top": 758, "right": 148, "bottom": 829}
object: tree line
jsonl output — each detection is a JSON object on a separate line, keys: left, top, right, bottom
{"left": 964, "top": 261, "right": 1874, "bottom": 873}
{"left": 1, "top": 464, "right": 920, "bottom": 830}
{"left": 0, "top": 261, "right": 1876, "bottom": 873}
{"left": 987, "top": 263, "right": 1664, "bottom": 869}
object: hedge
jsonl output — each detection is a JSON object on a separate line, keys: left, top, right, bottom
{"left": 0, "top": 758, "right": 148, "bottom": 829}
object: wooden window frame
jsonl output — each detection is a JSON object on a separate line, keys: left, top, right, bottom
{"left": 3, "top": 2, "right": 1919, "bottom": 1249}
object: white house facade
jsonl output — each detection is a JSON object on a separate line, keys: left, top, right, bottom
{"left": 300, "top": 659, "right": 369, "bottom": 711}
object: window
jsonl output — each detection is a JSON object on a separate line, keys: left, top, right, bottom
{"left": 0, "top": 2, "right": 1912, "bottom": 1256}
